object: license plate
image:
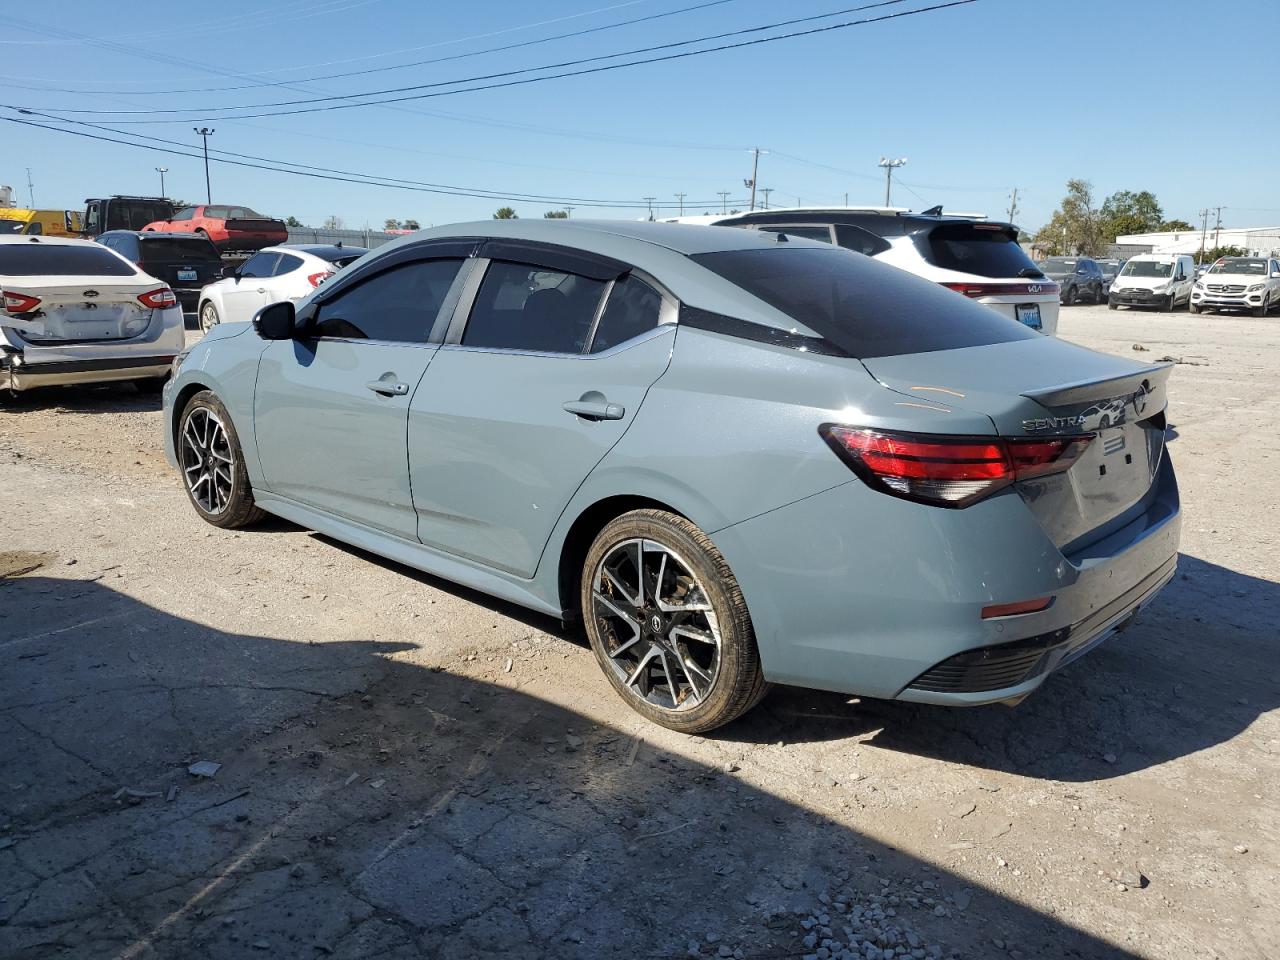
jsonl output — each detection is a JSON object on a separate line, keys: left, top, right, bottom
{"left": 177, "top": 268, "right": 198, "bottom": 281}
{"left": 1016, "top": 303, "right": 1042, "bottom": 329}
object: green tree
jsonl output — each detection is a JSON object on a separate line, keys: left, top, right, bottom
{"left": 1033, "top": 179, "right": 1102, "bottom": 256}
{"left": 1159, "top": 219, "right": 1194, "bottom": 232}
{"left": 1201, "top": 245, "right": 1248, "bottom": 263}
{"left": 493, "top": 207, "right": 518, "bottom": 220}
{"left": 284, "top": 216, "right": 303, "bottom": 228}
{"left": 543, "top": 210, "right": 568, "bottom": 219}
{"left": 403, "top": 219, "right": 420, "bottom": 230}
{"left": 1098, "top": 190, "right": 1163, "bottom": 240}
{"left": 383, "top": 218, "right": 401, "bottom": 230}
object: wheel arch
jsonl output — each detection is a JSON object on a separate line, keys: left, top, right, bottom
{"left": 170, "top": 379, "right": 215, "bottom": 452}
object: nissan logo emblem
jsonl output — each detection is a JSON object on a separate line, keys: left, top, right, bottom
{"left": 83, "top": 290, "right": 100, "bottom": 298}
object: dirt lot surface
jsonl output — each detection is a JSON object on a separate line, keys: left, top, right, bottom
{"left": 2, "top": 306, "right": 1277, "bottom": 960}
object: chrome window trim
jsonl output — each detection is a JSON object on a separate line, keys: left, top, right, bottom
{"left": 436, "top": 322, "right": 674, "bottom": 360}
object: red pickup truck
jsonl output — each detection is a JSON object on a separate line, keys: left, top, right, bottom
{"left": 141, "top": 204, "right": 288, "bottom": 252}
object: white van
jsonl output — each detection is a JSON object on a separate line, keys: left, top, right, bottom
{"left": 1108, "top": 253, "right": 1196, "bottom": 311}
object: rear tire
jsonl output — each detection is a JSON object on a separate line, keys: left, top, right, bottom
{"left": 177, "top": 390, "right": 266, "bottom": 529}
{"left": 581, "top": 509, "right": 768, "bottom": 734}
{"left": 199, "top": 301, "right": 219, "bottom": 334}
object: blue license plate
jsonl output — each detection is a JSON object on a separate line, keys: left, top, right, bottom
{"left": 177, "top": 268, "right": 198, "bottom": 281}
{"left": 1016, "top": 303, "right": 1042, "bottom": 329}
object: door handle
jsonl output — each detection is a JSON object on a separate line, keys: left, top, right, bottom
{"left": 366, "top": 379, "right": 409, "bottom": 396}
{"left": 563, "top": 399, "right": 624, "bottom": 420}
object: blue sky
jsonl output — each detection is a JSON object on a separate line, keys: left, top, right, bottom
{"left": 2, "top": 0, "right": 1278, "bottom": 231}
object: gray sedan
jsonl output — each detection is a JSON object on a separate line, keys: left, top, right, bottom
{"left": 162, "top": 221, "right": 1181, "bottom": 732}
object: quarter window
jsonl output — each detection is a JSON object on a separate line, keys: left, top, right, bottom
{"left": 590, "top": 275, "right": 663, "bottom": 353}
{"left": 273, "top": 253, "right": 304, "bottom": 277}
{"left": 757, "top": 225, "right": 834, "bottom": 244}
{"left": 463, "top": 261, "right": 607, "bottom": 354}
{"left": 312, "top": 258, "right": 463, "bottom": 342}
{"left": 835, "top": 224, "right": 892, "bottom": 257}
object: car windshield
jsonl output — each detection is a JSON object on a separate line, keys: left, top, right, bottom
{"left": 922, "top": 224, "right": 1040, "bottom": 278}
{"left": 692, "top": 246, "right": 1036, "bottom": 359}
{"left": 0, "top": 243, "right": 136, "bottom": 276}
{"left": 139, "top": 236, "right": 221, "bottom": 262}
{"left": 0, "top": 219, "right": 26, "bottom": 234}
{"left": 1120, "top": 260, "right": 1174, "bottom": 278}
{"left": 1038, "top": 258, "right": 1076, "bottom": 273}
{"left": 1208, "top": 258, "right": 1266, "bottom": 276}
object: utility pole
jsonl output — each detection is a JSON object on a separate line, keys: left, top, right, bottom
{"left": 844, "top": 192, "right": 849, "bottom": 207}
{"left": 761, "top": 187, "right": 773, "bottom": 210}
{"left": 25, "top": 167, "right": 34, "bottom": 208}
{"left": 1198, "top": 208, "right": 1210, "bottom": 263}
{"left": 717, "top": 191, "right": 729, "bottom": 214}
{"left": 565, "top": 205, "right": 574, "bottom": 219}
{"left": 745, "top": 147, "right": 764, "bottom": 211}
{"left": 674, "top": 192, "right": 686, "bottom": 216}
{"left": 1006, "top": 187, "right": 1020, "bottom": 224}
{"left": 643, "top": 197, "right": 656, "bottom": 221}
{"left": 193, "top": 127, "right": 215, "bottom": 204}
{"left": 878, "top": 156, "right": 907, "bottom": 207}
{"left": 155, "top": 166, "right": 168, "bottom": 198}
{"left": 1212, "top": 206, "right": 1223, "bottom": 251}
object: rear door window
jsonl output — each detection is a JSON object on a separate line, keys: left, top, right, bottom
{"left": 313, "top": 258, "right": 463, "bottom": 342}
{"left": 692, "top": 246, "right": 1036, "bottom": 359}
{"left": 463, "top": 261, "right": 607, "bottom": 354}
{"left": 0, "top": 243, "right": 137, "bottom": 277}
{"left": 238, "top": 252, "right": 279, "bottom": 279}
{"left": 922, "top": 224, "right": 1039, "bottom": 278}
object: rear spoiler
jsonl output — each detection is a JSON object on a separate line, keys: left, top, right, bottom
{"left": 1020, "top": 362, "right": 1173, "bottom": 408}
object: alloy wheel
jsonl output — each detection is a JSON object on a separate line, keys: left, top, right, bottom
{"left": 181, "top": 406, "right": 234, "bottom": 515}
{"left": 200, "top": 303, "right": 218, "bottom": 333}
{"left": 591, "top": 538, "right": 722, "bottom": 712}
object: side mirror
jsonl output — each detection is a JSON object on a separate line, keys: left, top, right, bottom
{"left": 253, "top": 301, "right": 296, "bottom": 340}
{"left": 221, "top": 264, "right": 237, "bottom": 279}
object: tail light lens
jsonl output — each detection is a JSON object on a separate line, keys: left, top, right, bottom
{"left": 940, "top": 281, "right": 1060, "bottom": 299}
{"left": 307, "top": 271, "right": 335, "bottom": 287}
{"left": 138, "top": 288, "right": 178, "bottom": 309}
{"left": 819, "top": 425, "right": 1093, "bottom": 508}
{"left": 2, "top": 291, "right": 42, "bottom": 314}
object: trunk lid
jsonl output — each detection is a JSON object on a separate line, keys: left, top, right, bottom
{"left": 226, "top": 218, "right": 286, "bottom": 233}
{"left": 863, "top": 337, "right": 1172, "bottom": 553}
{"left": 2, "top": 276, "right": 164, "bottom": 342}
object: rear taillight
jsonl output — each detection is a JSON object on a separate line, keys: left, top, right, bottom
{"left": 2, "top": 291, "right": 41, "bottom": 314}
{"left": 307, "top": 271, "right": 334, "bottom": 287}
{"left": 940, "top": 281, "right": 1060, "bottom": 299}
{"left": 138, "top": 288, "right": 177, "bottom": 309}
{"left": 819, "top": 426, "right": 1093, "bottom": 508}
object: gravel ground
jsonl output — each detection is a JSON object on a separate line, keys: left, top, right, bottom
{"left": 1, "top": 304, "right": 1276, "bottom": 959}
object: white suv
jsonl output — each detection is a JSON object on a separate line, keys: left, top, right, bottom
{"left": 669, "top": 208, "right": 1061, "bottom": 335}
{"left": 1190, "top": 256, "right": 1280, "bottom": 316}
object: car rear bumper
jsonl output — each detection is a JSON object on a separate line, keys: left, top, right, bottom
{"left": 977, "top": 297, "right": 1060, "bottom": 336}
{"left": 0, "top": 352, "right": 174, "bottom": 390}
{"left": 711, "top": 454, "right": 1180, "bottom": 706}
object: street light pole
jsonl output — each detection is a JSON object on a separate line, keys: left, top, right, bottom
{"left": 193, "top": 128, "right": 215, "bottom": 204}
{"left": 155, "top": 166, "right": 168, "bottom": 198}
{"left": 878, "top": 156, "right": 907, "bottom": 207}
{"left": 717, "top": 191, "right": 729, "bottom": 214}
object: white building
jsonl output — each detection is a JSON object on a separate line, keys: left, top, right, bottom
{"left": 1117, "top": 226, "right": 1280, "bottom": 257}
{"left": 0, "top": 185, "right": 14, "bottom": 208}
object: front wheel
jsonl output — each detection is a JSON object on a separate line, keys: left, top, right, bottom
{"left": 581, "top": 509, "right": 767, "bottom": 733}
{"left": 178, "top": 390, "right": 266, "bottom": 529}
{"left": 1163, "top": 295, "right": 1175, "bottom": 312}
{"left": 1108, "top": 298, "right": 1118, "bottom": 310}
{"left": 1094, "top": 284, "right": 1105, "bottom": 305}
{"left": 199, "top": 301, "right": 219, "bottom": 334}
{"left": 1189, "top": 302, "right": 1200, "bottom": 314}
{"left": 1063, "top": 285, "right": 1077, "bottom": 306}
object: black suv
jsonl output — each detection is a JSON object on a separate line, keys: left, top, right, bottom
{"left": 96, "top": 231, "right": 225, "bottom": 315}
{"left": 1035, "top": 256, "right": 1106, "bottom": 305}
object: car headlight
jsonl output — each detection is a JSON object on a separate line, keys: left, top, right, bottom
{"left": 1193, "top": 281, "right": 1204, "bottom": 290}
{"left": 1247, "top": 284, "right": 1264, "bottom": 292}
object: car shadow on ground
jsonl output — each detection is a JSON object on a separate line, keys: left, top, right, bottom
{"left": 721, "top": 553, "right": 1278, "bottom": 782}
{"left": 0, "top": 381, "right": 161, "bottom": 413}
{"left": 1, "top": 575, "right": 1139, "bottom": 959}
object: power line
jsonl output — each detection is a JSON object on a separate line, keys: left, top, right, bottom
{"left": 12, "top": 1, "right": 976, "bottom": 121}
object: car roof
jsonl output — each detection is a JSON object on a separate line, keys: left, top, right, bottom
{"left": 283, "top": 244, "right": 370, "bottom": 259}
{"left": 0, "top": 234, "right": 98, "bottom": 248}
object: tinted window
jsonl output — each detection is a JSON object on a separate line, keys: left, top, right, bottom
{"left": 1208, "top": 257, "right": 1267, "bottom": 276}
{"left": 26, "top": 221, "right": 43, "bottom": 236}
{"left": 204, "top": 206, "right": 264, "bottom": 220}
{"left": 464, "top": 261, "right": 606, "bottom": 353}
{"left": 0, "top": 219, "right": 24, "bottom": 234}
{"left": 757, "top": 225, "right": 833, "bottom": 244}
{"left": 691, "top": 246, "right": 1036, "bottom": 359}
{"left": 924, "top": 225, "right": 1040, "bottom": 278}
{"left": 139, "top": 236, "right": 221, "bottom": 262}
{"left": 0, "top": 243, "right": 136, "bottom": 277}
{"left": 313, "top": 258, "right": 462, "bottom": 342}
{"left": 172, "top": 208, "right": 195, "bottom": 221}
{"left": 274, "top": 254, "right": 304, "bottom": 276}
{"left": 591, "top": 275, "right": 662, "bottom": 353}
{"left": 238, "top": 252, "right": 279, "bottom": 278}
{"left": 835, "top": 224, "right": 891, "bottom": 257}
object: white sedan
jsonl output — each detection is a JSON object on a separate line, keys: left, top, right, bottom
{"left": 196, "top": 244, "right": 368, "bottom": 332}
{"left": 1, "top": 235, "right": 185, "bottom": 394}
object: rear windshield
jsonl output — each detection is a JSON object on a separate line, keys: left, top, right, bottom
{"left": 0, "top": 243, "right": 136, "bottom": 277}
{"left": 139, "top": 236, "right": 221, "bottom": 262}
{"left": 1208, "top": 257, "right": 1267, "bottom": 276}
{"left": 0, "top": 219, "right": 26, "bottom": 235}
{"left": 1120, "top": 260, "right": 1173, "bottom": 278}
{"left": 692, "top": 246, "right": 1036, "bottom": 359}
{"left": 922, "top": 225, "right": 1040, "bottom": 278}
